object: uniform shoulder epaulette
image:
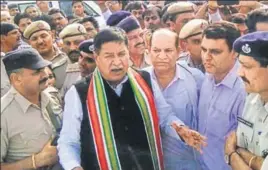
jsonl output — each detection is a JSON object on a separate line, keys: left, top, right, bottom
{"left": 1, "top": 93, "right": 15, "bottom": 114}
{"left": 66, "top": 63, "right": 80, "bottom": 73}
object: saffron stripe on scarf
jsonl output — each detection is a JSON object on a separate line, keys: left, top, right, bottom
{"left": 87, "top": 68, "right": 163, "bottom": 170}
{"left": 95, "top": 70, "right": 121, "bottom": 170}
{"left": 87, "top": 78, "right": 109, "bottom": 170}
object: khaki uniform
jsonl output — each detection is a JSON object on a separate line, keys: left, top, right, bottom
{"left": 237, "top": 93, "right": 268, "bottom": 170}
{"left": 1, "top": 54, "right": 10, "bottom": 97}
{"left": 1, "top": 87, "right": 62, "bottom": 163}
{"left": 44, "top": 86, "right": 63, "bottom": 107}
{"left": 129, "top": 53, "right": 151, "bottom": 69}
{"left": 60, "top": 62, "right": 81, "bottom": 96}
{"left": 50, "top": 46, "right": 68, "bottom": 90}
{"left": 186, "top": 55, "right": 205, "bottom": 73}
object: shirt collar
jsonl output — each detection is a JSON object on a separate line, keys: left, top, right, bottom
{"left": 129, "top": 54, "right": 151, "bottom": 69}
{"left": 51, "top": 45, "right": 63, "bottom": 61}
{"left": 10, "top": 86, "right": 50, "bottom": 114}
{"left": 106, "top": 75, "right": 128, "bottom": 90}
{"left": 208, "top": 60, "right": 240, "bottom": 89}
{"left": 251, "top": 93, "right": 268, "bottom": 112}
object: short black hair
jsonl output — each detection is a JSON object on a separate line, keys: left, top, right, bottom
{"left": 93, "top": 27, "right": 128, "bottom": 54}
{"left": 48, "top": 8, "right": 66, "bottom": 18}
{"left": 161, "top": 2, "right": 175, "bottom": 23}
{"left": 142, "top": 6, "right": 162, "bottom": 19}
{"left": 78, "top": 16, "right": 99, "bottom": 30}
{"left": 25, "top": 5, "right": 37, "bottom": 12}
{"left": 203, "top": 22, "right": 241, "bottom": 51}
{"left": 14, "top": 13, "right": 31, "bottom": 26}
{"left": 72, "top": 0, "right": 83, "bottom": 6}
{"left": 8, "top": 3, "right": 18, "bottom": 9}
{"left": 246, "top": 8, "right": 268, "bottom": 33}
{"left": 124, "top": 1, "right": 147, "bottom": 12}
{"left": 32, "top": 14, "right": 56, "bottom": 31}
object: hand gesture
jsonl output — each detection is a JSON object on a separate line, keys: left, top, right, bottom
{"left": 172, "top": 123, "right": 207, "bottom": 154}
{"left": 35, "top": 138, "right": 58, "bottom": 168}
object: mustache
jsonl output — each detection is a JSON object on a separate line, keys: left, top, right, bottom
{"left": 68, "top": 50, "right": 81, "bottom": 62}
{"left": 39, "top": 77, "right": 48, "bottom": 84}
{"left": 241, "top": 76, "right": 250, "bottom": 84}
{"left": 135, "top": 42, "right": 145, "bottom": 48}
{"left": 111, "top": 68, "right": 123, "bottom": 72}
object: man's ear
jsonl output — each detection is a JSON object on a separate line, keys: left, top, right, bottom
{"left": 93, "top": 51, "right": 98, "bottom": 59}
{"left": 169, "top": 21, "right": 176, "bottom": 32}
{"left": 231, "top": 50, "right": 238, "bottom": 59}
{"left": 179, "top": 39, "right": 187, "bottom": 52}
{"left": 10, "top": 72, "right": 22, "bottom": 85}
{"left": 0, "top": 35, "right": 6, "bottom": 43}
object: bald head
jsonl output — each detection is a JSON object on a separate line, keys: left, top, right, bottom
{"left": 150, "top": 28, "right": 179, "bottom": 49}
{"left": 150, "top": 29, "right": 180, "bottom": 72}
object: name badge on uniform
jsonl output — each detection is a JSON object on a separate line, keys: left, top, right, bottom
{"left": 238, "top": 117, "right": 254, "bottom": 128}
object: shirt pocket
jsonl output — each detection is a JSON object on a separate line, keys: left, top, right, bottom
{"left": 18, "top": 124, "right": 52, "bottom": 150}
{"left": 207, "top": 105, "right": 231, "bottom": 140}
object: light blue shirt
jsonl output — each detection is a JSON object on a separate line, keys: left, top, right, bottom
{"left": 198, "top": 61, "right": 246, "bottom": 170}
{"left": 144, "top": 63, "right": 204, "bottom": 170}
{"left": 58, "top": 75, "right": 184, "bottom": 170}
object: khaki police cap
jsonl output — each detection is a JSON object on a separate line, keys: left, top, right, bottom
{"left": 59, "top": 23, "right": 87, "bottom": 39}
{"left": 167, "top": 2, "right": 195, "bottom": 15}
{"left": 179, "top": 19, "right": 208, "bottom": 39}
{"left": 23, "top": 21, "right": 51, "bottom": 39}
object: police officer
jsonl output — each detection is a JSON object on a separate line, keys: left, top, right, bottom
{"left": 1, "top": 52, "right": 9, "bottom": 97}
{"left": 225, "top": 31, "right": 268, "bottom": 170}
{"left": 78, "top": 39, "right": 96, "bottom": 78}
{"left": 1, "top": 48, "right": 62, "bottom": 169}
{"left": 179, "top": 19, "right": 208, "bottom": 73}
{"left": 59, "top": 23, "right": 87, "bottom": 95}
{"left": 23, "top": 20, "right": 68, "bottom": 90}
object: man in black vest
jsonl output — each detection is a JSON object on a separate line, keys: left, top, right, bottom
{"left": 58, "top": 27, "right": 206, "bottom": 170}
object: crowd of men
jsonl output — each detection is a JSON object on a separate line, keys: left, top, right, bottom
{"left": 1, "top": 0, "right": 268, "bottom": 170}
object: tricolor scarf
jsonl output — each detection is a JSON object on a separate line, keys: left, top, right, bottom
{"left": 87, "top": 68, "right": 164, "bottom": 170}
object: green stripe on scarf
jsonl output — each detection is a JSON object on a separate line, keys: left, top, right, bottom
{"left": 88, "top": 68, "right": 163, "bottom": 170}
{"left": 128, "top": 71, "right": 160, "bottom": 170}
{"left": 94, "top": 70, "right": 121, "bottom": 169}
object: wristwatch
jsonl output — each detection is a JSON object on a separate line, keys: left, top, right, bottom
{"left": 225, "top": 151, "right": 237, "bottom": 165}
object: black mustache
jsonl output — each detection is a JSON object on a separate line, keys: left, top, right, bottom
{"left": 39, "top": 77, "right": 48, "bottom": 84}
{"left": 111, "top": 68, "right": 123, "bottom": 72}
{"left": 241, "top": 76, "right": 250, "bottom": 84}
{"left": 68, "top": 50, "right": 80, "bottom": 56}
{"left": 135, "top": 42, "right": 145, "bottom": 48}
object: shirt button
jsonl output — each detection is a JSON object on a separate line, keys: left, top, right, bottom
{"left": 121, "top": 106, "right": 125, "bottom": 111}
{"left": 124, "top": 126, "right": 128, "bottom": 131}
